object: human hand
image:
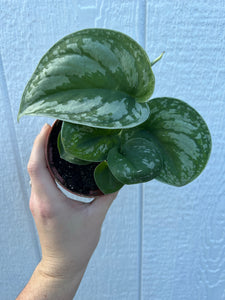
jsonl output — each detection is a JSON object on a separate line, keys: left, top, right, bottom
{"left": 27, "top": 123, "right": 118, "bottom": 293}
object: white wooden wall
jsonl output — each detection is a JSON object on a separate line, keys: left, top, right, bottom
{"left": 1, "top": 1, "right": 225, "bottom": 299}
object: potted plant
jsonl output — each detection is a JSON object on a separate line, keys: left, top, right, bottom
{"left": 17, "top": 28, "right": 211, "bottom": 197}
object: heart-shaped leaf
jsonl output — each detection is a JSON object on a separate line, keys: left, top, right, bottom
{"left": 107, "top": 138, "right": 162, "bottom": 184}
{"left": 18, "top": 28, "right": 154, "bottom": 128}
{"left": 57, "top": 132, "right": 91, "bottom": 165}
{"left": 139, "top": 97, "right": 212, "bottom": 186}
{"left": 94, "top": 161, "right": 124, "bottom": 194}
{"left": 60, "top": 121, "right": 121, "bottom": 162}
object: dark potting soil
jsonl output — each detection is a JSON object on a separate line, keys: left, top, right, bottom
{"left": 48, "top": 121, "right": 100, "bottom": 195}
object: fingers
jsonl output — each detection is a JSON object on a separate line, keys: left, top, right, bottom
{"left": 27, "top": 124, "right": 61, "bottom": 198}
{"left": 90, "top": 191, "right": 119, "bottom": 219}
{"left": 28, "top": 123, "right": 119, "bottom": 219}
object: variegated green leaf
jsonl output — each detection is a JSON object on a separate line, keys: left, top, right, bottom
{"left": 60, "top": 121, "right": 121, "bottom": 162}
{"left": 94, "top": 161, "right": 124, "bottom": 194}
{"left": 18, "top": 28, "right": 154, "bottom": 128}
{"left": 18, "top": 89, "right": 149, "bottom": 129}
{"left": 140, "top": 97, "right": 212, "bottom": 186}
{"left": 57, "top": 132, "right": 90, "bottom": 165}
{"left": 107, "top": 138, "right": 162, "bottom": 184}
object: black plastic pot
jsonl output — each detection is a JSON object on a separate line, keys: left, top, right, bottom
{"left": 45, "top": 120, "right": 103, "bottom": 197}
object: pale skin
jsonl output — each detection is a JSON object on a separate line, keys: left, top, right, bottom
{"left": 17, "top": 123, "right": 118, "bottom": 299}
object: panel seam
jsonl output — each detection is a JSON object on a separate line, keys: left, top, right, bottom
{"left": 137, "top": 1, "right": 147, "bottom": 299}
{"left": 138, "top": 183, "right": 144, "bottom": 300}
{"left": 0, "top": 53, "right": 41, "bottom": 260}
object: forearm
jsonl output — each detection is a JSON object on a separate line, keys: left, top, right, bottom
{"left": 16, "top": 262, "right": 84, "bottom": 300}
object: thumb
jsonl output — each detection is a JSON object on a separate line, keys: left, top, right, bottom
{"left": 27, "top": 124, "right": 61, "bottom": 198}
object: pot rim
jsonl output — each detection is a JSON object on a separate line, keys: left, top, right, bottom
{"left": 45, "top": 120, "right": 103, "bottom": 198}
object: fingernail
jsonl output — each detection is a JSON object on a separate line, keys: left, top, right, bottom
{"left": 43, "top": 123, "right": 49, "bottom": 129}
{"left": 41, "top": 123, "right": 49, "bottom": 131}
{"left": 39, "top": 123, "right": 49, "bottom": 136}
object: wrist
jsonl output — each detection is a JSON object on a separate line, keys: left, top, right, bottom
{"left": 34, "top": 262, "right": 83, "bottom": 299}
{"left": 17, "top": 261, "right": 84, "bottom": 300}
{"left": 37, "top": 259, "right": 85, "bottom": 285}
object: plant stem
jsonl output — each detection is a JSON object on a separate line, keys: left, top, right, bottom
{"left": 151, "top": 51, "right": 165, "bottom": 67}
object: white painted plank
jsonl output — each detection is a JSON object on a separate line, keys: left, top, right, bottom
{"left": 143, "top": 1, "right": 225, "bottom": 299}
{"left": 0, "top": 0, "right": 144, "bottom": 299}
{"left": 0, "top": 55, "right": 40, "bottom": 299}
{"left": 75, "top": 1, "right": 143, "bottom": 299}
